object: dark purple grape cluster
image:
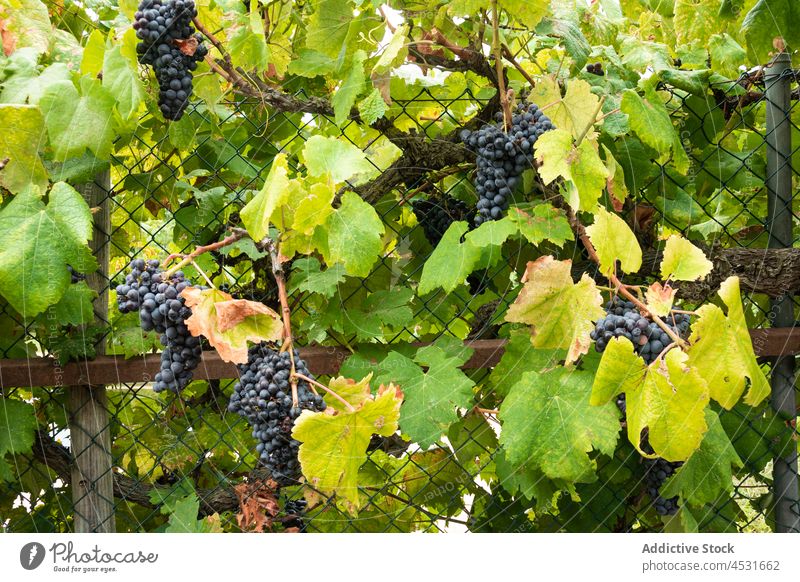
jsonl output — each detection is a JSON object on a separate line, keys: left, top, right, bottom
{"left": 228, "top": 344, "right": 326, "bottom": 484}
{"left": 586, "top": 62, "right": 604, "bottom": 76}
{"left": 132, "top": 0, "right": 208, "bottom": 120}
{"left": 411, "top": 196, "right": 475, "bottom": 246}
{"left": 643, "top": 457, "right": 682, "bottom": 516}
{"left": 282, "top": 498, "right": 307, "bottom": 532}
{"left": 460, "top": 102, "right": 554, "bottom": 225}
{"left": 115, "top": 259, "right": 201, "bottom": 393}
{"left": 590, "top": 299, "right": 690, "bottom": 364}
{"left": 67, "top": 265, "right": 86, "bottom": 284}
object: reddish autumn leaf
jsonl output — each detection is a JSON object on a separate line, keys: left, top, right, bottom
{"left": 174, "top": 36, "right": 199, "bottom": 56}
{"left": 0, "top": 19, "right": 15, "bottom": 56}
{"left": 234, "top": 479, "right": 280, "bottom": 533}
{"left": 182, "top": 287, "right": 283, "bottom": 364}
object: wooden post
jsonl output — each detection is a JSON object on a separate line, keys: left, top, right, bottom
{"left": 68, "top": 170, "right": 115, "bottom": 532}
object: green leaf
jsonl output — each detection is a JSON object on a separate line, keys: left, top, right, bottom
{"left": 709, "top": 34, "right": 747, "bottom": 78}
{"left": 333, "top": 50, "right": 367, "bottom": 126}
{"left": 534, "top": 128, "right": 608, "bottom": 211}
{"left": 660, "top": 409, "right": 742, "bottom": 507}
{"left": 590, "top": 336, "right": 646, "bottom": 406}
{"left": 292, "top": 384, "right": 403, "bottom": 507}
{"left": 39, "top": 77, "right": 116, "bottom": 161}
{"left": 301, "top": 135, "right": 373, "bottom": 183}
{"left": 380, "top": 341, "right": 475, "bottom": 448}
{"left": 501, "top": 0, "right": 549, "bottom": 29}
{"left": 465, "top": 216, "right": 517, "bottom": 249}
{"left": 372, "top": 24, "right": 409, "bottom": 75}
{"left": 0, "top": 183, "right": 96, "bottom": 317}
{"left": 304, "top": 0, "right": 354, "bottom": 59}
{"left": 488, "top": 329, "right": 565, "bottom": 397}
{"left": 240, "top": 153, "right": 290, "bottom": 241}
{"left": 357, "top": 88, "right": 387, "bottom": 125}
{"left": 80, "top": 29, "right": 106, "bottom": 77}
{"left": 0, "top": 398, "right": 37, "bottom": 481}
{"left": 52, "top": 281, "right": 97, "bottom": 326}
{"left": 507, "top": 204, "right": 573, "bottom": 247}
{"left": 346, "top": 288, "right": 414, "bottom": 341}
{"left": 620, "top": 89, "right": 689, "bottom": 175}
{"left": 287, "top": 49, "right": 338, "bottom": 77}
{"left": 687, "top": 276, "right": 770, "bottom": 409}
{"left": 418, "top": 221, "right": 481, "bottom": 295}
{"left": 288, "top": 257, "right": 346, "bottom": 298}
{"left": 506, "top": 256, "right": 604, "bottom": 364}
{"left": 660, "top": 234, "right": 713, "bottom": 281}
{"left": 586, "top": 206, "right": 642, "bottom": 276}
{"left": 741, "top": 0, "right": 800, "bottom": 63}
{"left": 0, "top": 104, "right": 48, "bottom": 193}
{"left": 540, "top": 79, "right": 602, "bottom": 139}
{"left": 102, "top": 31, "right": 145, "bottom": 120}
{"left": 164, "top": 494, "right": 215, "bottom": 533}
{"left": 499, "top": 368, "right": 619, "bottom": 482}
{"left": 228, "top": 13, "right": 269, "bottom": 71}
{"left": 324, "top": 191, "right": 384, "bottom": 277}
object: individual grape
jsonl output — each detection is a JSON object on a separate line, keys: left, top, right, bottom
{"left": 228, "top": 344, "right": 326, "bottom": 485}
{"left": 461, "top": 101, "right": 554, "bottom": 225}
{"left": 115, "top": 259, "right": 201, "bottom": 393}
{"left": 283, "top": 498, "right": 307, "bottom": 532}
{"left": 411, "top": 196, "right": 474, "bottom": 246}
{"left": 134, "top": 0, "right": 207, "bottom": 120}
{"left": 586, "top": 62, "right": 604, "bottom": 76}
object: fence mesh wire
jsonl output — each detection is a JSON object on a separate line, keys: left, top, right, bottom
{"left": 1, "top": 66, "right": 798, "bottom": 533}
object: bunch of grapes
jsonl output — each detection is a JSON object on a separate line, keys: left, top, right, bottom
{"left": 590, "top": 298, "right": 690, "bottom": 364}
{"left": 643, "top": 457, "right": 682, "bottom": 516}
{"left": 228, "top": 344, "right": 326, "bottom": 485}
{"left": 115, "top": 259, "right": 202, "bottom": 393}
{"left": 67, "top": 265, "right": 86, "bottom": 284}
{"left": 586, "top": 62, "right": 604, "bottom": 76}
{"left": 461, "top": 102, "right": 554, "bottom": 225}
{"left": 411, "top": 196, "right": 475, "bottom": 246}
{"left": 132, "top": 0, "right": 208, "bottom": 120}
{"left": 282, "top": 498, "right": 307, "bottom": 532}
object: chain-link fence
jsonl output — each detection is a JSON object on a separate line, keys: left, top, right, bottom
{"left": 1, "top": 55, "right": 798, "bottom": 533}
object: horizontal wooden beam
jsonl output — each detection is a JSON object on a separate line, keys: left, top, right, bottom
{"left": 0, "top": 330, "right": 797, "bottom": 389}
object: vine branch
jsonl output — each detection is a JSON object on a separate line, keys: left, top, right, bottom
{"left": 490, "top": 0, "right": 512, "bottom": 131}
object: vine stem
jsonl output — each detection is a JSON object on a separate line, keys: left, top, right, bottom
{"left": 574, "top": 96, "right": 606, "bottom": 147}
{"left": 490, "top": 0, "right": 512, "bottom": 131}
{"left": 163, "top": 228, "right": 249, "bottom": 278}
{"left": 293, "top": 372, "right": 356, "bottom": 412}
{"left": 566, "top": 209, "right": 686, "bottom": 347}
{"left": 475, "top": 407, "right": 499, "bottom": 415}
{"left": 501, "top": 44, "right": 536, "bottom": 89}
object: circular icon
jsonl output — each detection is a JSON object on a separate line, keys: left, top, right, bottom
{"left": 19, "top": 542, "right": 46, "bottom": 570}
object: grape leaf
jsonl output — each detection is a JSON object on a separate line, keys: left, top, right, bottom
{"left": 0, "top": 398, "right": 37, "bottom": 481}
{"left": 686, "top": 276, "right": 770, "bottom": 408}
{"left": 660, "top": 234, "right": 713, "bottom": 281}
{"left": 586, "top": 206, "right": 642, "bottom": 276}
{"left": 52, "top": 281, "right": 97, "bottom": 326}
{"left": 323, "top": 375, "right": 374, "bottom": 413}
{"left": 0, "top": 104, "right": 48, "bottom": 193}
{"left": 660, "top": 409, "right": 742, "bottom": 507}
{"left": 301, "top": 135, "right": 373, "bottom": 183}
{"left": 181, "top": 287, "right": 283, "bottom": 364}
{"left": 287, "top": 49, "right": 337, "bottom": 77}
{"left": 0, "top": 182, "right": 96, "bottom": 317}
{"left": 418, "top": 221, "right": 481, "bottom": 295}
{"left": 288, "top": 257, "right": 346, "bottom": 298}
{"left": 381, "top": 341, "right": 475, "bottom": 448}
{"left": 80, "top": 29, "right": 105, "bottom": 77}
{"left": 39, "top": 76, "right": 115, "bottom": 161}
{"left": 358, "top": 87, "right": 388, "bottom": 125}
{"left": 165, "top": 493, "right": 220, "bottom": 533}
{"left": 645, "top": 282, "right": 676, "bottom": 317}
{"left": 0, "top": 0, "right": 51, "bottom": 55}
{"left": 507, "top": 204, "right": 573, "bottom": 247}
{"left": 488, "top": 328, "right": 565, "bottom": 397}
{"left": 591, "top": 337, "right": 710, "bottom": 461}
{"left": 372, "top": 24, "right": 409, "bottom": 75}
{"left": 499, "top": 368, "right": 619, "bottom": 482}
{"left": 539, "top": 78, "right": 602, "bottom": 139}
{"left": 303, "top": 0, "right": 354, "bottom": 59}
{"left": 324, "top": 191, "right": 384, "bottom": 277}
{"left": 333, "top": 50, "right": 366, "bottom": 126}
{"left": 494, "top": 451, "right": 560, "bottom": 511}
{"left": 465, "top": 216, "right": 518, "bottom": 249}
{"left": 506, "top": 256, "right": 604, "bottom": 364}
{"left": 240, "top": 153, "right": 291, "bottom": 241}
{"left": 292, "top": 384, "right": 403, "bottom": 508}
{"left": 534, "top": 128, "right": 608, "bottom": 211}
{"left": 741, "top": 0, "right": 800, "bottom": 63}
{"left": 344, "top": 288, "right": 414, "bottom": 341}
{"left": 102, "top": 31, "right": 145, "bottom": 120}
{"left": 292, "top": 181, "right": 334, "bottom": 234}
{"left": 620, "top": 89, "right": 689, "bottom": 174}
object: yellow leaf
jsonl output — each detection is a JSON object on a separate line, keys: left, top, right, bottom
{"left": 645, "top": 282, "right": 676, "bottom": 317}
{"left": 586, "top": 206, "right": 642, "bottom": 276}
{"left": 660, "top": 234, "right": 713, "bottom": 281}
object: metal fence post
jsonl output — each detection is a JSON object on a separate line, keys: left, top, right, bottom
{"left": 764, "top": 53, "right": 799, "bottom": 533}
{"left": 68, "top": 170, "right": 115, "bottom": 532}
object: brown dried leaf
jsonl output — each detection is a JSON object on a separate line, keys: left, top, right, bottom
{"left": 233, "top": 478, "right": 280, "bottom": 533}
{"left": 174, "top": 36, "right": 199, "bottom": 57}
